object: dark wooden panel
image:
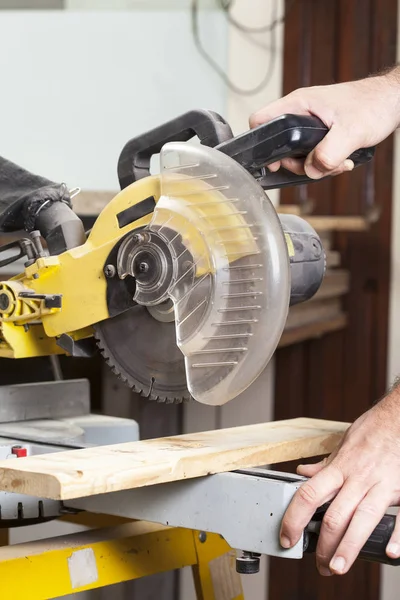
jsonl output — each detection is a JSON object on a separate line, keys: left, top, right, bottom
{"left": 269, "top": 0, "right": 397, "bottom": 599}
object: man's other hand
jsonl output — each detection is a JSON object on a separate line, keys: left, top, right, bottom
{"left": 280, "top": 390, "right": 400, "bottom": 576}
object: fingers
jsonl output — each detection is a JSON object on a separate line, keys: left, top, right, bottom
{"left": 267, "top": 158, "right": 305, "bottom": 175}
{"left": 279, "top": 158, "right": 306, "bottom": 176}
{"left": 266, "top": 157, "right": 353, "bottom": 178}
{"left": 297, "top": 458, "right": 329, "bottom": 478}
{"left": 280, "top": 465, "right": 344, "bottom": 549}
{"left": 386, "top": 511, "right": 400, "bottom": 559}
{"left": 267, "top": 160, "right": 281, "bottom": 172}
{"left": 304, "top": 124, "right": 359, "bottom": 179}
{"left": 315, "top": 478, "right": 371, "bottom": 575}
{"left": 329, "top": 484, "right": 390, "bottom": 575}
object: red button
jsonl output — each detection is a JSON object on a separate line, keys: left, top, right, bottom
{"left": 11, "top": 446, "right": 27, "bottom": 458}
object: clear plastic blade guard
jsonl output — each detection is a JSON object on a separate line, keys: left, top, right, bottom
{"left": 145, "top": 142, "right": 290, "bottom": 406}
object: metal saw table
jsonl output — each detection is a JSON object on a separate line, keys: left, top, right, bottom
{"left": 0, "top": 379, "right": 394, "bottom": 599}
{"left": 0, "top": 377, "right": 302, "bottom": 599}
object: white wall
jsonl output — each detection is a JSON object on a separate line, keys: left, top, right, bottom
{"left": 66, "top": 0, "right": 216, "bottom": 8}
{"left": 0, "top": 10, "right": 227, "bottom": 190}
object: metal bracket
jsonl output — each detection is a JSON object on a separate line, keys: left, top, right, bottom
{"left": 67, "top": 468, "right": 306, "bottom": 560}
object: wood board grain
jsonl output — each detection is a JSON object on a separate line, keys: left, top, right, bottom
{"left": 0, "top": 417, "right": 348, "bottom": 500}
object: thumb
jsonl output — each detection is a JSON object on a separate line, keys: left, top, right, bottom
{"left": 304, "top": 124, "right": 359, "bottom": 179}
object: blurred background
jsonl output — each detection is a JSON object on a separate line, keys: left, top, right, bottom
{"left": 0, "top": 1, "right": 399, "bottom": 599}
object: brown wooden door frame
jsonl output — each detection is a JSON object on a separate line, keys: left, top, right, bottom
{"left": 269, "top": 1, "right": 397, "bottom": 599}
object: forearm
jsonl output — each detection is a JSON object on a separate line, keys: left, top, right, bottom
{"left": 364, "top": 64, "right": 400, "bottom": 130}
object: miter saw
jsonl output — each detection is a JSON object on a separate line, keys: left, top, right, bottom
{"left": 0, "top": 111, "right": 374, "bottom": 406}
{"left": 0, "top": 111, "right": 390, "bottom": 567}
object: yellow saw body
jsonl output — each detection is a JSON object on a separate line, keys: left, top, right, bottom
{"left": 0, "top": 172, "right": 258, "bottom": 356}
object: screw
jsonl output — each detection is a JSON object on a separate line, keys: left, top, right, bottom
{"left": 132, "top": 232, "right": 145, "bottom": 244}
{"left": 139, "top": 262, "right": 149, "bottom": 273}
{"left": 104, "top": 264, "right": 116, "bottom": 278}
{"left": 198, "top": 531, "right": 207, "bottom": 543}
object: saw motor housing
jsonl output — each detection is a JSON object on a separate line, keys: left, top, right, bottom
{"left": 0, "top": 110, "right": 374, "bottom": 405}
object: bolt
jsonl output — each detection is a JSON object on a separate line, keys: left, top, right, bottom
{"left": 104, "top": 264, "right": 116, "bottom": 278}
{"left": 198, "top": 531, "right": 207, "bottom": 543}
{"left": 132, "top": 232, "right": 145, "bottom": 244}
{"left": 0, "top": 293, "right": 10, "bottom": 311}
{"left": 139, "top": 262, "right": 149, "bottom": 273}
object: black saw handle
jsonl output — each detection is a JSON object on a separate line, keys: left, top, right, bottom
{"left": 305, "top": 511, "right": 400, "bottom": 566}
{"left": 117, "top": 109, "right": 233, "bottom": 190}
{"left": 216, "top": 114, "right": 375, "bottom": 190}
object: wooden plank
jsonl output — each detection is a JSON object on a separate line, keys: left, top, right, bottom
{"left": 306, "top": 215, "right": 369, "bottom": 231}
{"left": 0, "top": 418, "right": 348, "bottom": 501}
{"left": 72, "top": 190, "right": 115, "bottom": 215}
{"left": 326, "top": 250, "right": 341, "bottom": 268}
{"left": 277, "top": 204, "right": 302, "bottom": 216}
{"left": 285, "top": 298, "right": 342, "bottom": 330}
{"left": 265, "top": 205, "right": 367, "bottom": 232}
{"left": 279, "top": 314, "right": 347, "bottom": 347}
{"left": 312, "top": 269, "right": 349, "bottom": 300}
{"left": 277, "top": 206, "right": 369, "bottom": 231}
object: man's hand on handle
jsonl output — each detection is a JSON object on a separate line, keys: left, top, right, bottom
{"left": 250, "top": 68, "right": 400, "bottom": 180}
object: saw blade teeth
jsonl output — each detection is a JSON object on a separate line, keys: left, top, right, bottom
{"left": 93, "top": 325, "right": 188, "bottom": 404}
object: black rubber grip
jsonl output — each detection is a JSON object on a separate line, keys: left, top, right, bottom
{"left": 117, "top": 109, "right": 233, "bottom": 190}
{"left": 359, "top": 514, "right": 400, "bottom": 566}
{"left": 305, "top": 512, "right": 400, "bottom": 566}
{"left": 216, "top": 114, "right": 375, "bottom": 190}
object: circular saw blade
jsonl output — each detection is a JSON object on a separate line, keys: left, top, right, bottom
{"left": 94, "top": 305, "right": 190, "bottom": 403}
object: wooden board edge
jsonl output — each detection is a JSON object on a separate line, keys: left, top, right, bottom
{"left": 0, "top": 418, "right": 350, "bottom": 501}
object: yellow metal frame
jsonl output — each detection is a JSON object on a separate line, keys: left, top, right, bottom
{"left": 0, "top": 515, "right": 244, "bottom": 600}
